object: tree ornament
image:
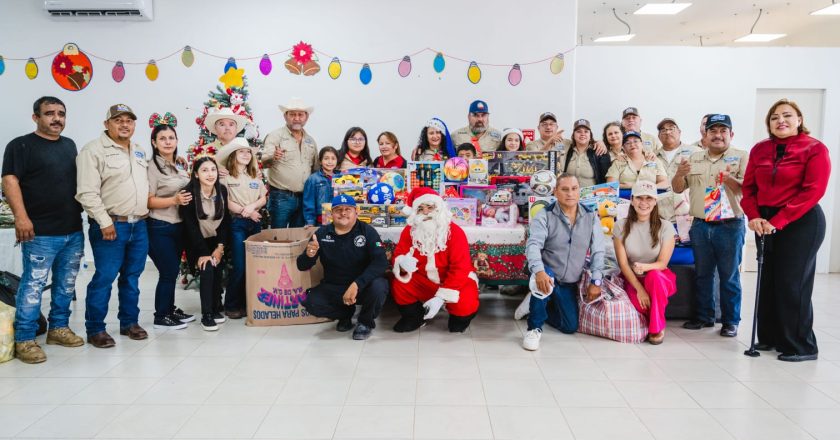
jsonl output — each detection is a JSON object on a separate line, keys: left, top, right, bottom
{"left": 550, "top": 53, "right": 564, "bottom": 74}
{"left": 181, "top": 46, "right": 195, "bottom": 67}
{"left": 508, "top": 64, "right": 522, "bottom": 86}
{"left": 359, "top": 63, "right": 372, "bottom": 85}
{"left": 259, "top": 54, "right": 272, "bottom": 75}
{"left": 328, "top": 57, "right": 341, "bottom": 79}
{"left": 398, "top": 56, "right": 411, "bottom": 77}
{"left": 433, "top": 52, "right": 445, "bottom": 73}
{"left": 25, "top": 58, "right": 38, "bottom": 80}
{"left": 51, "top": 42, "right": 93, "bottom": 91}
{"left": 467, "top": 61, "right": 481, "bottom": 84}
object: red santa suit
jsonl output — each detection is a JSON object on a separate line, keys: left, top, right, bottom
{"left": 391, "top": 187, "right": 480, "bottom": 322}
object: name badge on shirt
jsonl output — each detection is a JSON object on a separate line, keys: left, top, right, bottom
{"left": 249, "top": 182, "right": 259, "bottom": 189}
{"left": 644, "top": 161, "right": 657, "bottom": 168}
{"left": 723, "top": 156, "right": 739, "bottom": 163}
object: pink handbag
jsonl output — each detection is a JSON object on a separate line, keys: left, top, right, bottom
{"left": 577, "top": 272, "right": 648, "bottom": 343}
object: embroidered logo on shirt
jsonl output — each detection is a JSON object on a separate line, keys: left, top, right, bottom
{"left": 354, "top": 236, "right": 366, "bottom": 247}
{"left": 723, "top": 156, "right": 739, "bottom": 163}
{"left": 134, "top": 150, "right": 145, "bottom": 159}
{"left": 249, "top": 182, "right": 259, "bottom": 189}
{"left": 321, "top": 234, "right": 335, "bottom": 243}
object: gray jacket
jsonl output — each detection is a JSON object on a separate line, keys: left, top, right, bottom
{"left": 526, "top": 202, "right": 605, "bottom": 284}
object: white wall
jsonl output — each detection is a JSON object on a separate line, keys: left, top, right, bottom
{"left": 574, "top": 46, "right": 840, "bottom": 273}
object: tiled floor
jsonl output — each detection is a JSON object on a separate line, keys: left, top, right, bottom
{"left": 2, "top": 269, "right": 840, "bottom": 439}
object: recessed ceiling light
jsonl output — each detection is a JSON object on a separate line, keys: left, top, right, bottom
{"left": 811, "top": 3, "right": 840, "bottom": 15}
{"left": 594, "top": 34, "right": 636, "bottom": 42}
{"left": 734, "top": 33, "right": 787, "bottom": 42}
{"left": 634, "top": 3, "right": 692, "bottom": 15}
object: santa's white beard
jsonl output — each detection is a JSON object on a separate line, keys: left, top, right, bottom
{"left": 408, "top": 209, "right": 451, "bottom": 257}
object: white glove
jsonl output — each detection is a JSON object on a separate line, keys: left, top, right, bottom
{"left": 397, "top": 254, "right": 419, "bottom": 273}
{"left": 423, "top": 296, "right": 445, "bottom": 320}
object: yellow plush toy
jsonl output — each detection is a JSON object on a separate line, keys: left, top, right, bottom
{"left": 598, "top": 199, "right": 617, "bottom": 235}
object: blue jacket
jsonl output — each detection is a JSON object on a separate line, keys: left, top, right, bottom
{"left": 303, "top": 170, "right": 333, "bottom": 226}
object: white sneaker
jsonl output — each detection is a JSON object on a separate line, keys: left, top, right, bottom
{"left": 514, "top": 293, "right": 532, "bottom": 320}
{"left": 522, "top": 328, "right": 542, "bottom": 351}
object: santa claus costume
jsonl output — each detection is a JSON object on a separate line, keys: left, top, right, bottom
{"left": 391, "top": 187, "right": 480, "bottom": 333}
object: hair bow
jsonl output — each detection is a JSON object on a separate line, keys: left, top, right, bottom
{"left": 148, "top": 112, "right": 178, "bottom": 129}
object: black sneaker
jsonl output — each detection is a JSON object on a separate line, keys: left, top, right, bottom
{"left": 352, "top": 324, "right": 372, "bottom": 340}
{"left": 153, "top": 315, "right": 188, "bottom": 330}
{"left": 682, "top": 320, "right": 715, "bottom": 330}
{"left": 336, "top": 318, "right": 354, "bottom": 332}
{"left": 720, "top": 324, "right": 738, "bottom": 337}
{"left": 212, "top": 312, "right": 226, "bottom": 324}
{"left": 171, "top": 307, "right": 195, "bottom": 323}
{"left": 201, "top": 314, "right": 219, "bottom": 331}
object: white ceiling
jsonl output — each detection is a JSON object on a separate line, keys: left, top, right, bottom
{"left": 578, "top": 0, "right": 840, "bottom": 46}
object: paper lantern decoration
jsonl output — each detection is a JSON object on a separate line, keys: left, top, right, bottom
{"left": 328, "top": 57, "right": 341, "bottom": 79}
{"left": 398, "top": 56, "right": 411, "bottom": 77}
{"left": 433, "top": 52, "right": 445, "bottom": 73}
{"left": 25, "top": 58, "right": 38, "bottom": 80}
{"left": 508, "top": 64, "right": 522, "bottom": 86}
{"left": 112, "top": 61, "right": 125, "bottom": 82}
{"left": 359, "top": 63, "right": 372, "bottom": 85}
{"left": 51, "top": 43, "right": 93, "bottom": 91}
{"left": 0, "top": 56, "right": 5, "bottom": 76}
{"left": 550, "top": 53, "right": 565, "bottom": 74}
{"left": 219, "top": 67, "right": 245, "bottom": 89}
{"left": 224, "top": 57, "right": 237, "bottom": 73}
{"left": 259, "top": 54, "right": 272, "bottom": 75}
{"left": 181, "top": 46, "right": 194, "bottom": 67}
{"left": 145, "top": 60, "right": 159, "bottom": 81}
{"left": 467, "top": 61, "right": 481, "bottom": 84}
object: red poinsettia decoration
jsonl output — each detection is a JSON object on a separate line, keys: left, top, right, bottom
{"left": 292, "top": 41, "right": 314, "bottom": 64}
{"left": 52, "top": 53, "right": 74, "bottom": 75}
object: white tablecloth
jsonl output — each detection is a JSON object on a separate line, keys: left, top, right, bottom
{"left": 374, "top": 224, "right": 527, "bottom": 245}
{"left": 0, "top": 228, "right": 23, "bottom": 275}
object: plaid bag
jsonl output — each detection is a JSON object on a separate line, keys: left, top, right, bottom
{"left": 577, "top": 272, "right": 648, "bottom": 343}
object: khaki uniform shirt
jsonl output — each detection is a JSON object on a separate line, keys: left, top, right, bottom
{"left": 525, "top": 138, "right": 567, "bottom": 152}
{"left": 76, "top": 132, "right": 150, "bottom": 228}
{"left": 261, "top": 126, "right": 318, "bottom": 193}
{"left": 147, "top": 156, "right": 190, "bottom": 224}
{"left": 199, "top": 190, "right": 222, "bottom": 238}
{"left": 656, "top": 143, "right": 701, "bottom": 179}
{"left": 640, "top": 131, "right": 662, "bottom": 152}
{"left": 224, "top": 171, "right": 266, "bottom": 207}
{"left": 338, "top": 156, "right": 370, "bottom": 172}
{"left": 606, "top": 158, "right": 667, "bottom": 187}
{"left": 654, "top": 143, "right": 701, "bottom": 221}
{"left": 674, "top": 147, "right": 748, "bottom": 220}
{"left": 451, "top": 126, "right": 502, "bottom": 153}
{"left": 564, "top": 148, "right": 596, "bottom": 188}
{"left": 413, "top": 148, "right": 445, "bottom": 161}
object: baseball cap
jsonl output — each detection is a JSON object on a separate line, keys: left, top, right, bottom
{"left": 622, "top": 130, "right": 643, "bottom": 144}
{"left": 105, "top": 104, "right": 137, "bottom": 120}
{"left": 622, "top": 107, "right": 639, "bottom": 118}
{"left": 539, "top": 112, "right": 557, "bottom": 123}
{"left": 573, "top": 118, "right": 591, "bottom": 131}
{"left": 331, "top": 194, "right": 357, "bottom": 209}
{"left": 705, "top": 114, "right": 732, "bottom": 130}
{"left": 657, "top": 118, "right": 679, "bottom": 131}
{"left": 631, "top": 180, "right": 658, "bottom": 198}
{"left": 469, "top": 100, "right": 489, "bottom": 114}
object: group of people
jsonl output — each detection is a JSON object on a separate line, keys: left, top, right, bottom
{"left": 1, "top": 95, "right": 829, "bottom": 365}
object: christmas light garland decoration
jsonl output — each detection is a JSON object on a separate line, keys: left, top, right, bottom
{"left": 0, "top": 42, "right": 576, "bottom": 89}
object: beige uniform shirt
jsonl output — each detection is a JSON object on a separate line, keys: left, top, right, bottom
{"left": 261, "top": 126, "right": 318, "bottom": 193}
{"left": 525, "top": 138, "right": 567, "bottom": 152}
{"left": 654, "top": 143, "right": 701, "bottom": 221}
{"left": 640, "top": 131, "right": 662, "bottom": 152}
{"left": 76, "top": 132, "right": 150, "bottom": 228}
{"left": 224, "top": 171, "right": 266, "bottom": 207}
{"left": 338, "top": 156, "right": 370, "bottom": 172}
{"left": 451, "top": 126, "right": 502, "bottom": 153}
{"left": 199, "top": 190, "right": 222, "bottom": 238}
{"left": 606, "top": 158, "right": 667, "bottom": 187}
{"left": 564, "top": 148, "right": 596, "bottom": 188}
{"left": 412, "top": 148, "right": 445, "bottom": 161}
{"left": 674, "top": 148, "right": 748, "bottom": 220}
{"left": 147, "top": 156, "right": 190, "bottom": 224}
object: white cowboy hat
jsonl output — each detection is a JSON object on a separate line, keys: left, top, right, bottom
{"left": 205, "top": 107, "right": 248, "bottom": 136}
{"left": 214, "top": 137, "right": 254, "bottom": 167}
{"left": 279, "top": 97, "right": 314, "bottom": 115}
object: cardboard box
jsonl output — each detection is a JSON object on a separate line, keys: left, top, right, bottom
{"left": 482, "top": 151, "right": 557, "bottom": 176}
{"left": 244, "top": 228, "right": 330, "bottom": 326}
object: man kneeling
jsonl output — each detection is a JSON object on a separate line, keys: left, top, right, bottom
{"left": 391, "top": 187, "right": 479, "bottom": 333}
{"left": 297, "top": 194, "right": 389, "bottom": 340}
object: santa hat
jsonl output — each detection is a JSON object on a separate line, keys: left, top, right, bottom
{"left": 402, "top": 187, "right": 444, "bottom": 216}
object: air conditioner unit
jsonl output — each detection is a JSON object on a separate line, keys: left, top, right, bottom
{"left": 44, "top": 0, "right": 154, "bottom": 21}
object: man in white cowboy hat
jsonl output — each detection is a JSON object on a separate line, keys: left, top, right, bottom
{"left": 262, "top": 97, "right": 318, "bottom": 228}
{"left": 204, "top": 107, "right": 248, "bottom": 163}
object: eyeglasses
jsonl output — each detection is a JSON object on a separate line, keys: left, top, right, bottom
{"left": 658, "top": 127, "right": 678, "bottom": 133}
{"left": 539, "top": 122, "right": 557, "bottom": 128}
{"left": 348, "top": 138, "right": 366, "bottom": 143}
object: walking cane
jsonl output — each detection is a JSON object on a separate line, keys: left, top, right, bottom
{"left": 744, "top": 234, "right": 766, "bottom": 358}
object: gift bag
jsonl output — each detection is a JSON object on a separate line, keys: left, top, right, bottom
{"left": 577, "top": 272, "right": 648, "bottom": 343}
{"left": 704, "top": 172, "right": 734, "bottom": 221}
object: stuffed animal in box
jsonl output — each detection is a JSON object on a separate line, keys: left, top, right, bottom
{"left": 598, "top": 199, "right": 617, "bottom": 235}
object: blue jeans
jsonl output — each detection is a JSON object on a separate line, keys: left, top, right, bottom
{"left": 527, "top": 282, "right": 579, "bottom": 333}
{"left": 146, "top": 219, "right": 182, "bottom": 319}
{"left": 85, "top": 220, "right": 149, "bottom": 336}
{"left": 269, "top": 189, "right": 304, "bottom": 228}
{"left": 689, "top": 218, "right": 744, "bottom": 325}
{"left": 224, "top": 217, "right": 261, "bottom": 311}
{"left": 14, "top": 232, "right": 84, "bottom": 342}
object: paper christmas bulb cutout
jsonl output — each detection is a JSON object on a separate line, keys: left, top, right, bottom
{"left": 550, "top": 53, "right": 565, "bottom": 74}
{"left": 25, "top": 58, "right": 38, "bottom": 80}
{"left": 359, "top": 63, "right": 372, "bottom": 85}
{"left": 112, "top": 61, "right": 125, "bottom": 82}
{"left": 181, "top": 46, "right": 195, "bottom": 67}
{"left": 398, "top": 56, "right": 411, "bottom": 77}
{"left": 433, "top": 52, "right": 445, "bottom": 73}
{"left": 259, "top": 54, "right": 272, "bottom": 75}
{"left": 328, "top": 57, "right": 341, "bottom": 79}
{"left": 508, "top": 64, "right": 522, "bottom": 86}
{"left": 467, "top": 61, "right": 481, "bottom": 84}
{"left": 145, "top": 60, "right": 159, "bottom": 81}
{"left": 51, "top": 42, "right": 93, "bottom": 91}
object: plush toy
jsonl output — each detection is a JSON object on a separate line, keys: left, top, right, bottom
{"left": 598, "top": 199, "right": 617, "bottom": 235}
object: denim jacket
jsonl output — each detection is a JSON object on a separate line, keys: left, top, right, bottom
{"left": 303, "top": 170, "right": 333, "bottom": 226}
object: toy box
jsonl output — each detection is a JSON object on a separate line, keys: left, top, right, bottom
{"left": 482, "top": 151, "right": 557, "bottom": 176}
{"left": 356, "top": 204, "right": 389, "bottom": 228}
{"left": 468, "top": 159, "right": 489, "bottom": 185}
{"left": 387, "top": 204, "right": 408, "bottom": 227}
{"left": 407, "top": 161, "right": 444, "bottom": 194}
{"left": 445, "top": 198, "right": 478, "bottom": 227}
{"left": 481, "top": 189, "right": 519, "bottom": 228}
{"left": 459, "top": 185, "right": 496, "bottom": 225}
{"left": 332, "top": 172, "right": 366, "bottom": 203}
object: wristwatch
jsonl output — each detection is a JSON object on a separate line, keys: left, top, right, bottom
{"left": 591, "top": 279, "right": 602, "bottom": 287}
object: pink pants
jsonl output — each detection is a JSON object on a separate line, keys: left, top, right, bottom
{"left": 624, "top": 269, "right": 677, "bottom": 334}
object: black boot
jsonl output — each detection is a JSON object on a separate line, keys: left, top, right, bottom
{"left": 448, "top": 312, "right": 476, "bottom": 333}
{"left": 393, "top": 302, "right": 425, "bottom": 333}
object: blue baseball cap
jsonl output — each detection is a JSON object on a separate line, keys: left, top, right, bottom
{"left": 622, "top": 130, "right": 643, "bottom": 144}
{"left": 705, "top": 114, "right": 732, "bottom": 130}
{"left": 469, "top": 100, "right": 489, "bottom": 114}
{"left": 331, "top": 194, "right": 356, "bottom": 209}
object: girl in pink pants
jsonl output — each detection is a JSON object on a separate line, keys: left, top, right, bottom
{"left": 613, "top": 180, "right": 677, "bottom": 344}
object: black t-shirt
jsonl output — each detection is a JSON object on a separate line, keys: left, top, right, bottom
{"left": 296, "top": 221, "right": 388, "bottom": 290}
{"left": 2, "top": 133, "right": 83, "bottom": 235}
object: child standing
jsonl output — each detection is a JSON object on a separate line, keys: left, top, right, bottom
{"left": 303, "top": 146, "right": 339, "bottom": 226}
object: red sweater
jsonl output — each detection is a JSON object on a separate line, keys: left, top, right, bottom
{"left": 373, "top": 155, "right": 406, "bottom": 169}
{"left": 740, "top": 133, "right": 831, "bottom": 230}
